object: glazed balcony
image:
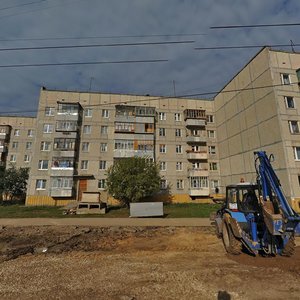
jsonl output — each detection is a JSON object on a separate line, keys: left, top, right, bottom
{"left": 50, "top": 187, "right": 73, "bottom": 197}
{"left": 113, "top": 149, "right": 154, "bottom": 159}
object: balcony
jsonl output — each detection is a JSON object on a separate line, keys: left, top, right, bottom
{"left": 52, "top": 150, "right": 76, "bottom": 157}
{"left": 50, "top": 168, "right": 74, "bottom": 177}
{"left": 186, "top": 135, "right": 206, "bottom": 143}
{"left": 188, "top": 169, "right": 209, "bottom": 177}
{"left": 188, "top": 187, "right": 210, "bottom": 197}
{"left": 186, "top": 151, "right": 208, "bottom": 160}
{"left": 185, "top": 119, "right": 206, "bottom": 127}
{"left": 114, "top": 149, "right": 154, "bottom": 158}
{"left": 54, "top": 131, "right": 77, "bottom": 139}
{"left": 50, "top": 188, "right": 73, "bottom": 197}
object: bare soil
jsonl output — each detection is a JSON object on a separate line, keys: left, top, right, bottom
{"left": 0, "top": 226, "right": 299, "bottom": 300}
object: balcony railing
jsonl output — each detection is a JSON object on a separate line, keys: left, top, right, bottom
{"left": 188, "top": 187, "right": 210, "bottom": 196}
{"left": 186, "top": 151, "right": 208, "bottom": 160}
{"left": 186, "top": 135, "right": 207, "bottom": 143}
{"left": 185, "top": 119, "right": 206, "bottom": 127}
{"left": 50, "top": 187, "right": 73, "bottom": 197}
{"left": 0, "top": 145, "right": 7, "bottom": 153}
{"left": 50, "top": 168, "right": 74, "bottom": 177}
{"left": 188, "top": 169, "right": 209, "bottom": 177}
{"left": 114, "top": 149, "right": 154, "bottom": 158}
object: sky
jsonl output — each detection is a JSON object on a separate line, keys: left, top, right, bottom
{"left": 0, "top": 0, "right": 299, "bottom": 116}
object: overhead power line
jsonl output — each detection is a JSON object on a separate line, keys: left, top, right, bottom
{"left": 1, "top": 82, "right": 298, "bottom": 115}
{"left": 0, "top": 33, "right": 206, "bottom": 42}
{"left": 0, "top": 0, "right": 46, "bottom": 12}
{"left": 210, "top": 23, "right": 300, "bottom": 29}
{"left": 194, "top": 44, "right": 300, "bottom": 50}
{"left": 0, "top": 40, "right": 194, "bottom": 52}
{"left": 0, "top": 59, "right": 168, "bottom": 69}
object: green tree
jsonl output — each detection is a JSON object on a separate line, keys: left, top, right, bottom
{"left": 106, "top": 157, "right": 161, "bottom": 207}
{"left": 1, "top": 165, "right": 29, "bottom": 201}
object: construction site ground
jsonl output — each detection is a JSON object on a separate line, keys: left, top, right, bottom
{"left": 0, "top": 221, "right": 299, "bottom": 300}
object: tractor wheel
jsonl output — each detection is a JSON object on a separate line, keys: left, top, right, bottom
{"left": 222, "top": 221, "right": 242, "bottom": 255}
{"left": 281, "top": 235, "right": 296, "bottom": 257}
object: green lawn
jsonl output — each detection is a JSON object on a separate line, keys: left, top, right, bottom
{"left": 0, "top": 203, "right": 221, "bottom": 218}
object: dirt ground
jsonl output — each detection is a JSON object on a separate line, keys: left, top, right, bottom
{"left": 0, "top": 226, "right": 299, "bottom": 300}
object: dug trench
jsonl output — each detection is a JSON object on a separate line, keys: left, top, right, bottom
{"left": 0, "top": 226, "right": 299, "bottom": 299}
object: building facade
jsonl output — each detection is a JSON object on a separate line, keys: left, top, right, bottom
{"left": 19, "top": 88, "right": 219, "bottom": 206}
{"left": 214, "top": 47, "right": 300, "bottom": 212}
{"left": 2, "top": 47, "right": 300, "bottom": 211}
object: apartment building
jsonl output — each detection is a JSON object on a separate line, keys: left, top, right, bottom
{"left": 0, "top": 116, "right": 36, "bottom": 169}
{"left": 214, "top": 47, "right": 300, "bottom": 211}
{"left": 21, "top": 88, "right": 220, "bottom": 206}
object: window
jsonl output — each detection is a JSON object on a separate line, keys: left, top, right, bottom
{"left": 26, "top": 142, "right": 32, "bottom": 150}
{"left": 192, "top": 162, "right": 202, "bottom": 170}
{"left": 56, "top": 121, "right": 77, "bottom": 132}
{"left": 293, "top": 147, "right": 300, "bottom": 160}
{"left": 45, "top": 107, "right": 55, "bottom": 116}
{"left": 175, "top": 113, "right": 181, "bottom": 121}
{"left": 160, "top": 179, "right": 167, "bottom": 189}
{"left": 101, "top": 126, "right": 108, "bottom": 135}
{"left": 285, "top": 96, "right": 295, "bottom": 109}
{"left": 281, "top": 73, "right": 291, "bottom": 85}
{"left": 208, "top": 130, "right": 216, "bottom": 138}
{"left": 51, "top": 177, "right": 73, "bottom": 189}
{"left": 100, "top": 143, "right": 108, "bottom": 152}
{"left": 190, "top": 176, "right": 208, "bottom": 188}
{"left": 57, "top": 103, "right": 78, "bottom": 115}
{"left": 24, "top": 154, "right": 30, "bottom": 162}
{"left": 52, "top": 158, "right": 74, "bottom": 168}
{"left": 14, "top": 129, "right": 20, "bottom": 136}
{"left": 159, "top": 128, "right": 166, "bottom": 136}
{"left": 289, "top": 121, "right": 300, "bottom": 134}
{"left": 176, "top": 145, "right": 182, "bottom": 154}
{"left": 207, "top": 115, "right": 214, "bottom": 123}
{"left": 83, "top": 125, "right": 91, "bottom": 134}
{"left": 84, "top": 108, "right": 92, "bottom": 117}
{"left": 115, "top": 140, "right": 134, "bottom": 150}
{"left": 36, "top": 179, "right": 46, "bottom": 190}
{"left": 54, "top": 138, "right": 75, "bottom": 151}
{"left": 82, "top": 142, "right": 90, "bottom": 152}
{"left": 98, "top": 179, "right": 106, "bottom": 189}
{"left": 99, "top": 160, "right": 107, "bottom": 170}
{"left": 159, "top": 144, "right": 166, "bottom": 153}
{"left": 40, "top": 141, "right": 51, "bottom": 151}
{"left": 209, "top": 162, "right": 218, "bottom": 171}
{"left": 102, "top": 109, "right": 109, "bottom": 118}
{"left": 12, "top": 142, "right": 18, "bottom": 149}
{"left": 115, "top": 122, "right": 135, "bottom": 132}
{"left": 211, "top": 180, "right": 219, "bottom": 189}
{"left": 43, "top": 124, "right": 53, "bottom": 133}
{"left": 27, "top": 129, "right": 34, "bottom": 137}
{"left": 160, "top": 161, "right": 166, "bottom": 171}
{"left": 159, "top": 112, "right": 166, "bottom": 121}
{"left": 176, "top": 179, "right": 184, "bottom": 189}
{"left": 208, "top": 146, "right": 216, "bottom": 155}
{"left": 175, "top": 129, "right": 182, "bottom": 137}
{"left": 176, "top": 162, "right": 183, "bottom": 171}
{"left": 10, "top": 155, "right": 16, "bottom": 162}
{"left": 38, "top": 160, "right": 49, "bottom": 170}
{"left": 81, "top": 160, "right": 88, "bottom": 170}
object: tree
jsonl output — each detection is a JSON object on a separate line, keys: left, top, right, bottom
{"left": 0, "top": 165, "right": 29, "bottom": 201}
{"left": 106, "top": 157, "right": 161, "bottom": 207}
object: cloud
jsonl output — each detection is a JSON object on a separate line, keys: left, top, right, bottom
{"left": 0, "top": 0, "right": 299, "bottom": 115}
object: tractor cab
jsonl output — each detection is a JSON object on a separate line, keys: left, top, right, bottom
{"left": 226, "top": 183, "right": 260, "bottom": 213}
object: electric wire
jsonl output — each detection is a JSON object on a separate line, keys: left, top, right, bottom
{"left": 0, "top": 0, "right": 46, "bottom": 12}
{"left": 194, "top": 44, "right": 300, "bottom": 51}
{"left": 0, "top": 59, "right": 168, "bottom": 69}
{"left": 0, "top": 40, "right": 194, "bottom": 52}
{"left": 0, "top": 81, "right": 298, "bottom": 115}
{"left": 210, "top": 23, "right": 300, "bottom": 29}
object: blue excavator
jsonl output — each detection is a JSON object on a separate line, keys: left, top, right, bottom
{"left": 214, "top": 151, "right": 300, "bottom": 256}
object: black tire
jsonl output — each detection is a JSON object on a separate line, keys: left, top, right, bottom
{"left": 281, "top": 235, "right": 296, "bottom": 257}
{"left": 222, "top": 221, "right": 242, "bottom": 255}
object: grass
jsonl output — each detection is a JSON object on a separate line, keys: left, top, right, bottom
{"left": 0, "top": 203, "right": 222, "bottom": 218}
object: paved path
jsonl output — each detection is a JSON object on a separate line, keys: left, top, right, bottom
{"left": 0, "top": 218, "right": 212, "bottom": 227}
